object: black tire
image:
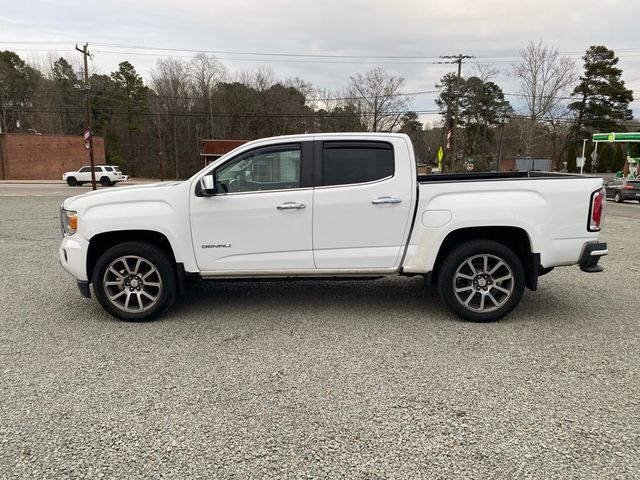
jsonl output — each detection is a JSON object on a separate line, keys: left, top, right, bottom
{"left": 437, "top": 240, "right": 525, "bottom": 322}
{"left": 100, "top": 177, "right": 113, "bottom": 187}
{"left": 92, "top": 241, "right": 177, "bottom": 322}
{"left": 614, "top": 192, "right": 623, "bottom": 203}
{"left": 66, "top": 177, "right": 77, "bottom": 186}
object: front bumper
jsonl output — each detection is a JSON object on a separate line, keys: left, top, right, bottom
{"left": 59, "top": 235, "right": 89, "bottom": 281}
{"left": 578, "top": 241, "right": 607, "bottom": 273}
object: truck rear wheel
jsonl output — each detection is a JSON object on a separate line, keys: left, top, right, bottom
{"left": 100, "top": 177, "right": 113, "bottom": 187}
{"left": 92, "top": 241, "right": 177, "bottom": 322}
{"left": 437, "top": 240, "right": 525, "bottom": 322}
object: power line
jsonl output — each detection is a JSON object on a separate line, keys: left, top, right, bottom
{"left": 91, "top": 42, "right": 445, "bottom": 60}
{"left": 10, "top": 107, "right": 443, "bottom": 118}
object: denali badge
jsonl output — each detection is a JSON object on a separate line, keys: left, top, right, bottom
{"left": 201, "top": 244, "right": 231, "bottom": 249}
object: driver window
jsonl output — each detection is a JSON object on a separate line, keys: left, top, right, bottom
{"left": 216, "top": 145, "right": 301, "bottom": 193}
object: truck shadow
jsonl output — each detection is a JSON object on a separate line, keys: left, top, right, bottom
{"left": 173, "top": 276, "right": 451, "bottom": 322}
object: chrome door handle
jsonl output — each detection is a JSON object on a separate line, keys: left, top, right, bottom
{"left": 277, "top": 202, "right": 306, "bottom": 210}
{"left": 371, "top": 196, "right": 402, "bottom": 205}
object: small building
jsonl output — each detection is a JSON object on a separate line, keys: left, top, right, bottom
{"left": 200, "top": 139, "right": 247, "bottom": 167}
{"left": 0, "top": 133, "right": 105, "bottom": 180}
{"left": 499, "top": 156, "right": 552, "bottom": 172}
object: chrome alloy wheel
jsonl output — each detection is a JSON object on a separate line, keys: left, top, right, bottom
{"left": 453, "top": 254, "right": 515, "bottom": 313}
{"left": 103, "top": 255, "right": 163, "bottom": 313}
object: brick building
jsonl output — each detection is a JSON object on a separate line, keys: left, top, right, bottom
{"left": 0, "top": 133, "right": 106, "bottom": 180}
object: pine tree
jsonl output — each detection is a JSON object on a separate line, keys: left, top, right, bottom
{"left": 569, "top": 46, "right": 634, "bottom": 135}
{"left": 566, "top": 143, "right": 577, "bottom": 172}
{"left": 612, "top": 144, "right": 625, "bottom": 173}
{"left": 110, "top": 62, "right": 149, "bottom": 176}
{"left": 596, "top": 144, "right": 611, "bottom": 173}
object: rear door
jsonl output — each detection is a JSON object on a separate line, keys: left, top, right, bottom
{"left": 77, "top": 166, "right": 92, "bottom": 182}
{"left": 312, "top": 138, "right": 415, "bottom": 269}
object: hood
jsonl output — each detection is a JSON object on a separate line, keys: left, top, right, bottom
{"left": 63, "top": 181, "right": 185, "bottom": 209}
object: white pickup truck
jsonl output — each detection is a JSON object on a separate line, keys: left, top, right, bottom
{"left": 59, "top": 133, "right": 607, "bottom": 322}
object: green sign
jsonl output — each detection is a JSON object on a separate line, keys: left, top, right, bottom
{"left": 592, "top": 132, "right": 640, "bottom": 142}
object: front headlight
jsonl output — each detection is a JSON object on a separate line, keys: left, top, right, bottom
{"left": 60, "top": 208, "right": 78, "bottom": 235}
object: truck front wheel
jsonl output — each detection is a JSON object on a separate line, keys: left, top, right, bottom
{"left": 92, "top": 241, "right": 177, "bottom": 321}
{"left": 437, "top": 240, "right": 525, "bottom": 322}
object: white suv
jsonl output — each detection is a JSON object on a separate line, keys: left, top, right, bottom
{"left": 63, "top": 165, "right": 128, "bottom": 187}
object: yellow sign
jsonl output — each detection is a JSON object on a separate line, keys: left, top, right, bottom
{"left": 608, "top": 132, "right": 615, "bottom": 142}
{"left": 437, "top": 146, "right": 443, "bottom": 162}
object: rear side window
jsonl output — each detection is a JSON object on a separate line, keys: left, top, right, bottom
{"left": 321, "top": 141, "right": 394, "bottom": 187}
{"left": 104, "top": 166, "right": 113, "bottom": 172}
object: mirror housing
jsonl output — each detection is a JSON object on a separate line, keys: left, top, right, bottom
{"left": 199, "top": 173, "right": 217, "bottom": 196}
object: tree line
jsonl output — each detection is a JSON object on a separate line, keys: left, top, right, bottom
{"left": 0, "top": 41, "right": 635, "bottom": 177}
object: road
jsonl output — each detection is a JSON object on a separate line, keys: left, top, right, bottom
{"left": 0, "top": 185, "right": 638, "bottom": 479}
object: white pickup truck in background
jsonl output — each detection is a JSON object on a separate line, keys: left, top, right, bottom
{"left": 59, "top": 133, "right": 607, "bottom": 322}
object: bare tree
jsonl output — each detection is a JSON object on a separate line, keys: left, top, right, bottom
{"left": 285, "top": 77, "right": 317, "bottom": 109}
{"left": 513, "top": 40, "right": 576, "bottom": 154}
{"left": 151, "top": 58, "right": 192, "bottom": 178}
{"left": 473, "top": 63, "right": 499, "bottom": 83}
{"left": 348, "top": 67, "right": 411, "bottom": 132}
{"left": 188, "top": 53, "right": 226, "bottom": 139}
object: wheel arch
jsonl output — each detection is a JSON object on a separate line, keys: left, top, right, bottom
{"left": 87, "top": 230, "right": 177, "bottom": 285}
{"left": 431, "top": 226, "right": 539, "bottom": 291}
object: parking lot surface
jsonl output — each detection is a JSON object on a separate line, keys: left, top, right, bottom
{"left": 0, "top": 190, "right": 638, "bottom": 479}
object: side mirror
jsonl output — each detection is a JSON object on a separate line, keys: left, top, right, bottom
{"left": 199, "top": 173, "right": 217, "bottom": 196}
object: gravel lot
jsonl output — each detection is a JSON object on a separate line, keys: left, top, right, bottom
{"left": 0, "top": 193, "right": 638, "bottom": 479}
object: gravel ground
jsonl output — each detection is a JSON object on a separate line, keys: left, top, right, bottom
{"left": 0, "top": 195, "right": 638, "bottom": 479}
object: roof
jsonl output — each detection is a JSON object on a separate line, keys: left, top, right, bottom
{"left": 201, "top": 140, "right": 247, "bottom": 156}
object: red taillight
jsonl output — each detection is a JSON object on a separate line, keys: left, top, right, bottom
{"left": 623, "top": 184, "right": 634, "bottom": 190}
{"left": 589, "top": 188, "right": 604, "bottom": 231}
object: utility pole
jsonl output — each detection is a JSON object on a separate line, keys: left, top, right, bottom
{"left": 75, "top": 43, "right": 96, "bottom": 190}
{"left": 439, "top": 54, "right": 475, "bottom": 171}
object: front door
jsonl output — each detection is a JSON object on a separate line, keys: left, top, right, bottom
{"left": 190, "top": 142, "right": 314, "bottom": 272}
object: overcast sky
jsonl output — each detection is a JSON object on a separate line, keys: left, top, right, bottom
{"left": 2, "top": 0, "right": 639, "bottom": 123}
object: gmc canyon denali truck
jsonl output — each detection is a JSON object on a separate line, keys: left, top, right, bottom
{"left": 59, "top": 133, "right": 607, "bottom": 322}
